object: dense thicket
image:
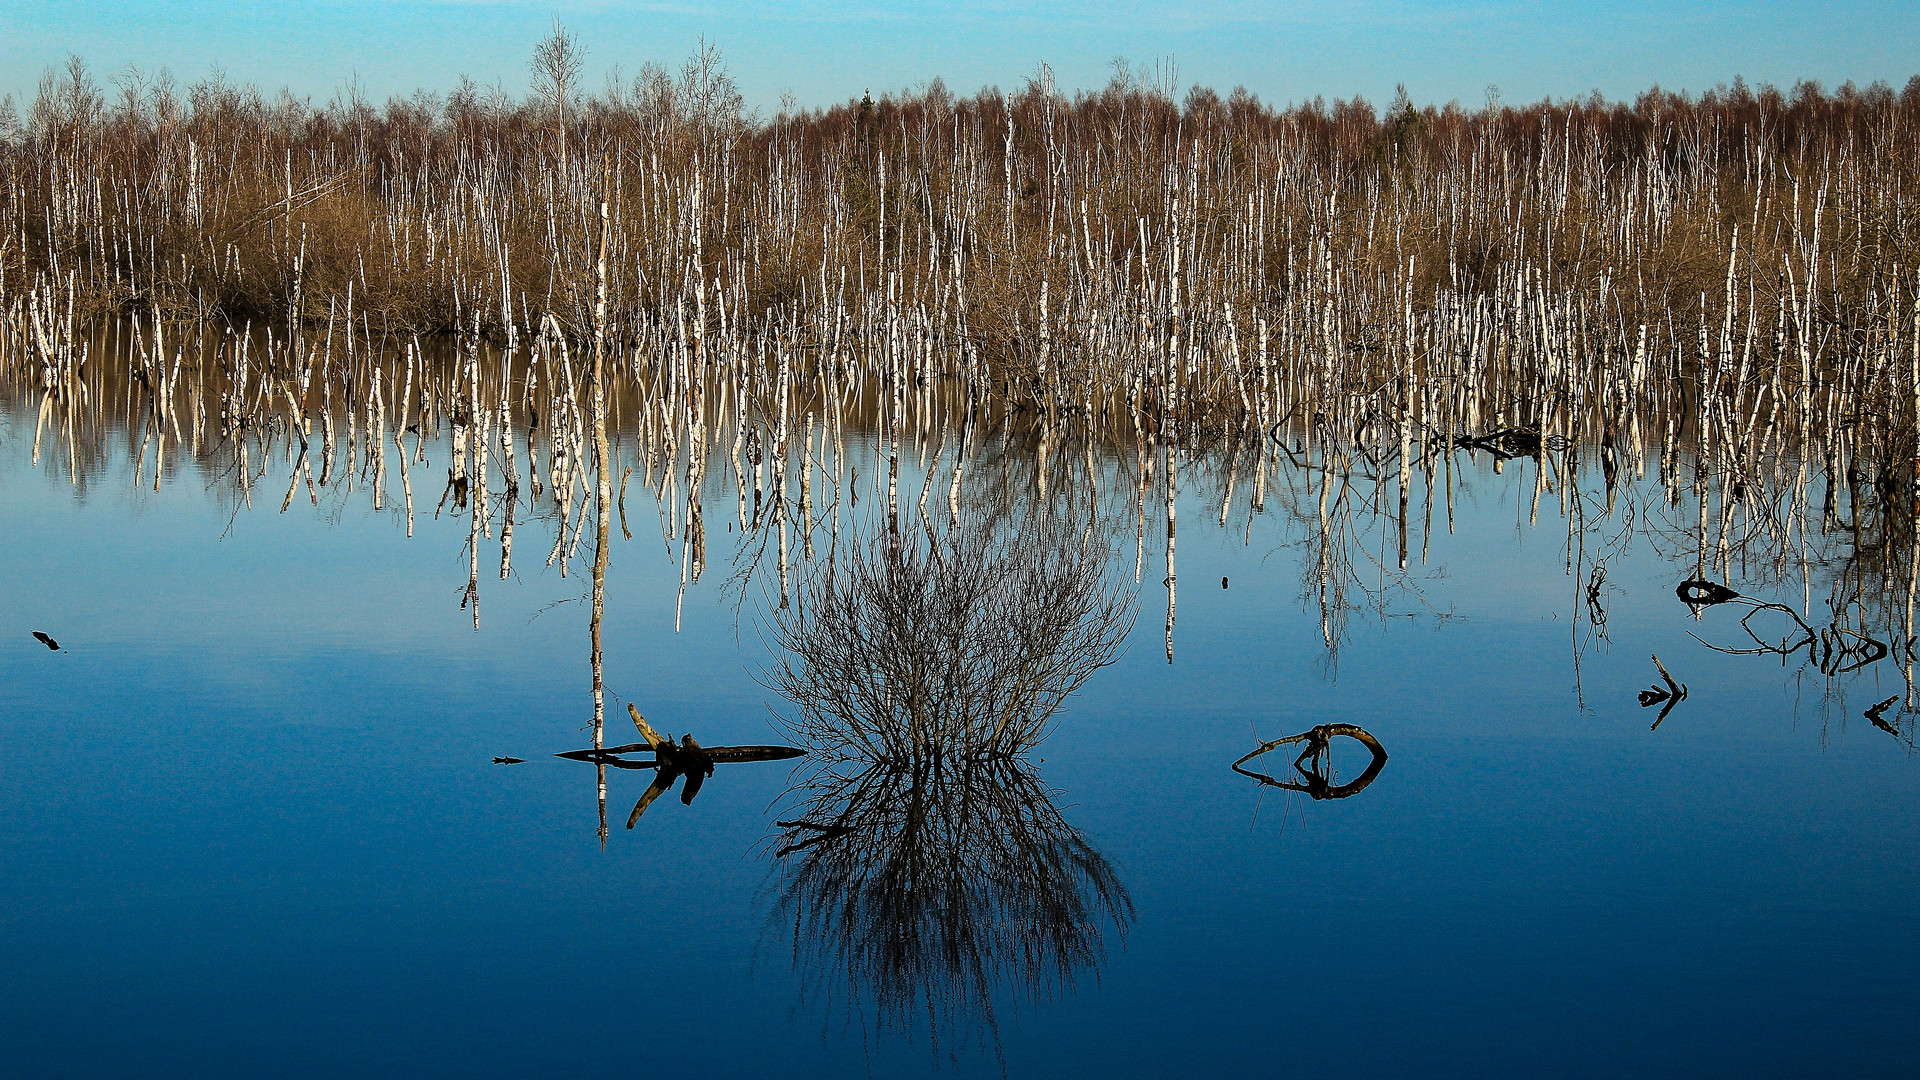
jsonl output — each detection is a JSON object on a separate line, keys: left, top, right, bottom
{"left": 4, "top": 50, "right": 1920, "bottom": 436}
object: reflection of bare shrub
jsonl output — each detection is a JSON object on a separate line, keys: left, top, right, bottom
{"left": 768, "top": 508, "right": 1136, "bottom": 763}
{"left": 772, "top": 759, "right": 1131, "bottom": 1064}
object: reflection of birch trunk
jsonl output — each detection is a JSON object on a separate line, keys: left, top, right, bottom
{"left": 465, "top": 492, "right": 481, "bottom": 630}
{"left": 238, "top": 427, "right": 253, "bottom": 509}
{"left": 394, "top": 362, "right": 414, "bottom": 537}
{"left": 280, "top": 443, "right": 307, "bottom": 513}
{"left": 525, "top": 361, "right": 542, "bottom": 502}
{"left": 919, "top": 429, "right": 946, "bottom": 558}
{"left": 777, "top": 337, "right": 793, "bottom": 607}
{"left": 1165, "top": 440, "right": 1177, "bottom": 663}
{"left": 319, "top": 369, "right": 335, "bottom": 488}
{"left": 778, "top": 479, "right": 791, "bottom": 609}
{"left": 1908, "top": 530, "right": 1918, "bottom": 709}
{"left": 676, "top": 429, "right": 706, "bottom": 632}
{"left": 32, "top": 388, "right": 51, "bottom": 465}
{"left": 596, "top": 759, "right": 608, "bottom": 853}
{"left": 1398, "top": 384, "right": 1410, "bottom": 570}
{"left": 1037, "top": 430, "right": 1051, "bottom": 502}
{"left": 732, "top": 365, "right": 750, "bottom": 532}
{"left": 500, "top": 482, "right": 516, "bottom": 581}
{"left": 151, "top": 382, "right": 167, "bottom": 492}
{"left": 1219, "top": 456, "right": 1235, "bottom": 528}
{"left": 447, "top": 397, "right": 469, "bottom": 513}
{"left": 800, "top": 415, "right": 816, "bottom": 561}
{"left": 547, "top": 349, "right": 573, "bottom": 572}
{"left": 499, "top": 387, "right": 518, "bottom": 578}
{"left": 888, "top": 323, "right": 902, "bottom": 539}
{"left": 345, "top": 373, "right": 359, "bottom": 496}
{"left": 948, "top": 406, "right": 970, "bottom": 527}
{"left": 1318, "top": 448, "right": 1334, "bottom": 650}
{"left": 470, "top": 338, "right": 491, "bottom": 540}
{"left": 1134, "top": 437, "right": 1150, "bottom": 584}
{"left": 370, "top": 372, "right": 386, "bottom": 511}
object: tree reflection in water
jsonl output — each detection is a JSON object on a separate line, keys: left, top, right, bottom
{"left": 766, "top": 503, "right": 1136, "bottom": 1065}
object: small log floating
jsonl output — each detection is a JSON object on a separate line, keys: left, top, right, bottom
{"left": 554, "top": 702, "right": 807, "bottom": 826}
{"left": 556, "top": 744, "right": 807, "bottom": 766}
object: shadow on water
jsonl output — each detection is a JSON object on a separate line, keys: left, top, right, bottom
{"left": 762, "top": 500, "right": 1137, "bottom": 1068}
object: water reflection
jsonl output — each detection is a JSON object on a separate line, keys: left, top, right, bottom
{"left": 772, "top": 756, "right": 1131, "bottom": 1064}
{"left": 13, "top": 317, "right": 1920, "bottom": 701}
{"left": 1864, "top": 696, "right": 1915, "bottom": 749}
{"left": 1638, "top": 656, "right": 1690, "bottom": 729}
{"left": 1683, "top": 577, "right": 1894, "bottom": 678}
{"left": 1233, "top": 723, "right": 1390, "bottom": 800}
{"left": 12, "top": 316, "right": 1920, "bottom": 762}
{"left": 12, "top": 310, "right": 1920, "bottom": 1070}
{"left": 765, "top": 504, "right": 1135, "bottom": 1062}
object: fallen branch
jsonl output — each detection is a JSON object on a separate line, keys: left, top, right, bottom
{"left": 1232, "top": 723, "right": 1388, "bottom": 800}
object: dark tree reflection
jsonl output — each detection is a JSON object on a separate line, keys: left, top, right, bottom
{"left": 767, "top": 503, "right": 1135, "bottom": 1064}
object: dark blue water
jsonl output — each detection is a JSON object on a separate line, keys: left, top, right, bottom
{"left": 4, "top": 405, "right": 1918, "bottom": 1077}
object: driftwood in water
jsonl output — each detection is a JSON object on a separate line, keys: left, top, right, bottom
{"left": 1676, "top": 579, "right": 1741, "bottom": 607}
{"left": 557, "top": 742, "right": 808, "bottom": 766}
{"left": 1863, "top": 696, "right": 1915, "bottom": 748}
{"left": 1681, "top": 578, "right": 1890, "bottom": 677}
{"left": 1233, "top": 723, "right": 1388, "bottom": 800}
{"left": 1639, "top": 654, "right": 1689, "bottom": 729}
{"left": 555, "top": 702, "right": 806, "bottom": 826}
{"left": 1454, "top": 427, "right": 1545, "bottom": 461}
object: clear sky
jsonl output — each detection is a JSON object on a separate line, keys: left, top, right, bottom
{"left": 3, "top": 1, "right": 1915, "bottom": 117}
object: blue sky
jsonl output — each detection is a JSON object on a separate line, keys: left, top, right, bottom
{"left": 3, "top": 1, "right": 1915, "bottom": 116}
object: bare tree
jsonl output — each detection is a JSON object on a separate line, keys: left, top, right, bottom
{"left": 768, "top": 502, "right": 1135, "bottom": 764}
{"left": 529, "top": 19, "right": 584, "bottom": 165}
{"left": 631, "top": 61, "right": 677, "bottom": 137}
{"left": 677, "top": 37, "right": 742, "bottom": 140}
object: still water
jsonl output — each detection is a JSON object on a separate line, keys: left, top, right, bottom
{"left": 4, "top": 351, "right": 1918, "bottom": 1077}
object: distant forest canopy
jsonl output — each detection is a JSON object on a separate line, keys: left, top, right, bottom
{"left": 4, "top": 45, "right": 1915, "bottom": 163}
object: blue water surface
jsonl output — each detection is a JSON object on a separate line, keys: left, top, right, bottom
{"left": 3, "top": 411, "right": 1916, "bottom": 1079}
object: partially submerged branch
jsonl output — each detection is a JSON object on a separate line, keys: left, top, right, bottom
{"left": 1233, "top": 723, "right": 1389, "bottom": 800}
